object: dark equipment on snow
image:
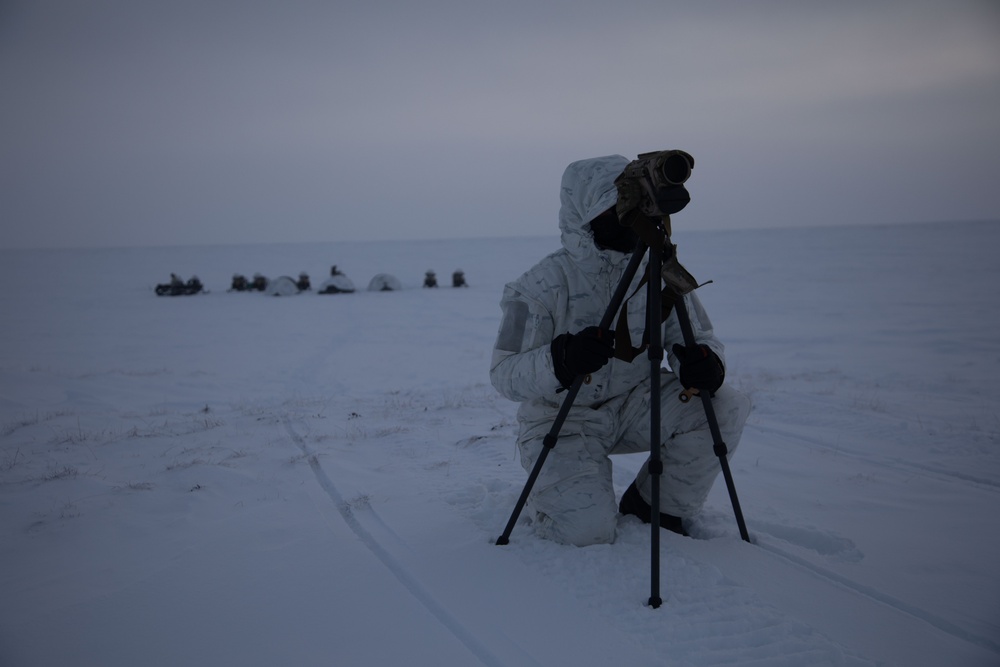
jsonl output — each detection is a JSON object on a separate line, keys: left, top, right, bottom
{"left": 250, "top": 274, "right": 268, "bottom": 291}
{"left": 496, "top": 150, "right": 750, "bottom": 610}
{"left": 155, "top": 274, "right": 203, "bottom": 296}
{"left": 229, "top": 274, "right": 249, "bottom": 292}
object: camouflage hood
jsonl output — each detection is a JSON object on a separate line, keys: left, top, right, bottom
{"left": 557, "top": 154, "right": 631, "bottom": 265}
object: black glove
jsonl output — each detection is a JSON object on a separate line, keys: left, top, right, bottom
{"left": 551, "top": 326, "right": 614, "bottom": 388}
{"left": 672, "top": 344, "right": 724, "bottom": 394}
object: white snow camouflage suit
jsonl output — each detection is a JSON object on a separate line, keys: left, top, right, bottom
{"left": 490, "top": 154, "right": 751, "bottom": 546}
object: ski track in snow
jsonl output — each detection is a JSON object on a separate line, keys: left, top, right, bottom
{"left": 281, "top": 416, "right": 527, "bottom": 667}
{"left": 750, "top": 421, "right": 1000, "bottom": 493}
{"left": 740, "top": 417, "right": 1000, "bottom": 655}
{"left": 751, "top": 535, "right": 1000, "bottom": 655}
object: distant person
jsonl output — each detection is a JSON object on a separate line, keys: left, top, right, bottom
{"left": 489, "top": 154, "right": 750, "bottom": 546}
{"left": 423, "top": 270, "right": 438, "bottom": 288}
{"left": 452, "top": 269, "right": 468, "bottom": 288}
{"left": 296, "top": 272, "right": 312, "bottom": 291}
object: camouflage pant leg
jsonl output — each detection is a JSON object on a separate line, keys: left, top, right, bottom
{"left": 518, "top": 433, "right": 618, "bottom": 546}
{"left": 614, "top": 375, "right": 751, "bottom": 517}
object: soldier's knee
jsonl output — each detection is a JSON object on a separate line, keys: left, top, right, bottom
{"left": 715, "top": 385, "right": 751, "bottom": 428}
{"left": 534, "top": 509, "right": 617, "bottom": 546}
{"left": 530, "top": 475, "right": 618, "bottom": 546}
{"left": 711, "top": 386, "right": 751, "bottom": 456}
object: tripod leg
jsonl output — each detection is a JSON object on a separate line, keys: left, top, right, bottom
{"left": 672, "top": 297, "right": 751, "bottom": 543}
{"left": 646, "top": 245, "right": 664, "bottom": 608}
{"left": 497, "top": 243, "right": 649, "bottom": 546}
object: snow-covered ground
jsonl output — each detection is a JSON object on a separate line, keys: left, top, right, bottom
{"left": 1, "top": 221, "right": 998, "bottom": 666}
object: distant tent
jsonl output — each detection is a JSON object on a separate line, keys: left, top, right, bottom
{"left": 317, "top": 274, "right": 356, "bottom": 294}
{"left": 367, "top": 273, "right": 402, "bottom": 292}
{"left": 265, "top": 275, "right": 300, "bottom": 296}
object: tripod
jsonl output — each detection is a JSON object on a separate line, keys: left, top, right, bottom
{"left": 495, "top": 215, "right": 750, "bottom": 609}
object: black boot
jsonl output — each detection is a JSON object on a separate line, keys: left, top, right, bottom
{"left": 618, "top": 481, "right": 688, "bottom": 536}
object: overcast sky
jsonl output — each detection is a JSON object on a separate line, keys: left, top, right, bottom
{"left": 2, "top": 0, "right": 999, "bottom": 249}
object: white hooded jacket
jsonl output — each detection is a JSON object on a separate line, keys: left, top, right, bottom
{"left": 489, "top": 155, "right": 724, "bottom": 447}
